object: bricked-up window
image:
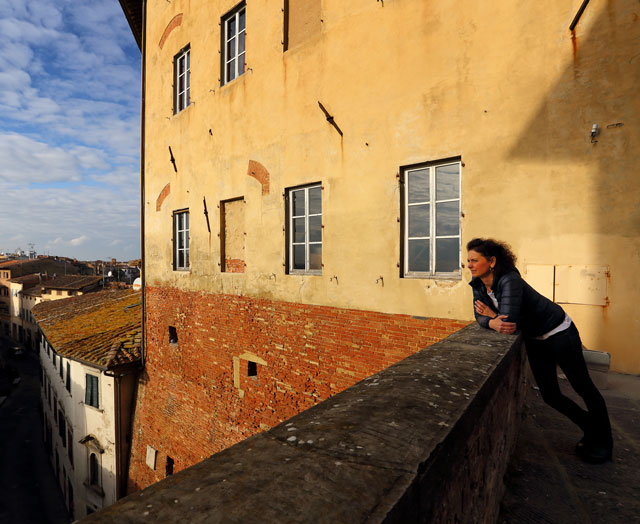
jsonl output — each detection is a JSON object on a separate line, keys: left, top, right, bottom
{"left": 282, "top": 0, "right": 321, "bottom": 52}
{"left": 173, "top": 210, "right": 190, "bottom": 270}
{"left": 286, "top": 184, "right": 322, "bottom": 274}
{"left": 221, "top": 3, "right": 246, "bottom": 85}
{"left": 220, "top": 197, "right": 245, "bottom": 273}
{"left": 85, "top": 374, "right": 99, "bottom": 408}
{"left": 400, "top": 159, "right": 461, "bottom": 278}
{"left": 173, "top": 45, "right": 190, "bottom": 114}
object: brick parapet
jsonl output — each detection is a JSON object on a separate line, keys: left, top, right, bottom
{"left": 126, "top": 286, "right": 469, "bottom": 491}
{"left": 84, "top": 324, "right": 525, "bottom": 523}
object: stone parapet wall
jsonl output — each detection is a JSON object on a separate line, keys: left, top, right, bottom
{"left": 84, "top": 324, "right": 526, "bottom": 523}
{"left": 126, "top": 286, "right": 468, "bottom": 491}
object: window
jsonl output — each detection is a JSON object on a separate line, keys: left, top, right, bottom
{"left": 52, "top": 351, "right": 57, "bottom": 369}
{"left": 85, "top": 374, "right": 99, "bottom": 408}
{"left": 286, "top": 184, "right": 322, "bottom": 274}
{"left": 59, "top": 413, "right": 67, "bottom": 447}
{"left": 166, "top": 456, "right": 174, "bottom": 477}
{"left": 173, "top": 210, "right": 190, "bottom": 270}
{"left": 168, "top": 326, "right": 178, "bottom": 345}
{"left": 173, "top": 45, "right": 190, "bottom": 114}
{"left": 66, "top": 362, "right": 71, "bottom": 392}
{"left": 68, "top": 428, "right": 74, "bottom": 466}
{"left": 59, "top": 357, "right": 64, "bottom": 380}
{"left": 89, "top": 453, "right": 99, "bottom": 486}
{"left": 221, "top": 3, "right": 246, "bottom": 85}
{"left": 401, "top": 159, "right": 461, "bottom": 277}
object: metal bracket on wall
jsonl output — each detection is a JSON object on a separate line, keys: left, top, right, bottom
{"left": 317, "top": 101, "right": 344, "bottom": 137}
{"left": 169, "top": 146, "right": 177, "bottom": 172}
{"left": 569, "top": 0, "right": 591, "bottom": 31}
{"left": 203, "top": 197, "right": 211, "bottom": 233}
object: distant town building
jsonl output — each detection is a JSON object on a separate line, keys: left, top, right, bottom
{"left": 33, "top": 289, "right": 142, "bottom": 520}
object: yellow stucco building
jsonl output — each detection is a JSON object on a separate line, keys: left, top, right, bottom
{"left": 119, "top": 0, "right": 639, "bottom": 490}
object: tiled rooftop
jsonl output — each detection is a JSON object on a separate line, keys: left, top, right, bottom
{"left": 32, "top": 289, "right": 142, "bottom": 369}
{"left": 42, "top": 275, "right": 102, "bottom": 290}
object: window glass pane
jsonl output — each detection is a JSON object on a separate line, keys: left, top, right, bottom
{"left": 178, "top": 55, "right": 185, "bottom": 73}
{"left": 436, "top": 201, "right": 459, "bottom": 236}
{"left": 178, "top": 250, "right": 185, "bottom": 269}
{"left": 185, "top": 249, "right": 189, "bottom": 268}
{"left": 408, "top": 168, "right": 430, "bottom": 204}
{"left": 178, "top": 231, "right": 184, "bottom": 249}
{"left": 238, "top": 32, "right": 245, "bottom": 54}
{"left": 408, "top": 239, "right": 430, "bottom": 272}
{"left": 408, "top": 204, "right": 430, "bottom": 237}
{"left": 227, "top": 60, "right": 236, "bottom": 81}
{"left": 292, "top": 190, "right": 305, "bottom": 216}
{"left": 436, "top": 164, "right": 460, "bottom": 200}
{"left": 227, "top": 38, "right": 236, "bottom": 58}
{"left": 186, "top": 50, "right": 190, "bottom": 69}
{"left": 436, "top": 238, "right": 460, "bottom": 273}
{"left": 186, "top": 88, "right": 190, "bottom": 106}
{"left": 184, "top": 212, "right": 189, "bottom": 229}
{"left": 293, "top": 218, "right": 305, "bottom": 243}
{"left": 178, "top": 74, "right": 184, "bottom": 93}
{"left": 309, "top": 215, "right": 322, "bottom": 243}
{"left": 238, "top": 53, "right": 245, "bottom": 76}
{"left": 293, "top": 245, "right": 305, "bottom": 270}
{"left": 239, "top": 9, "right": 245, "bottom": 31}
{"left": 308, "top": 186, "right": 321, "bottom": 215}
{"left": 228, "top": 17, "right": 236, "bottom": 37}
{"left": 186, "top": 71, "right": 190, "bottom": 90}
{"left": 309, "top": 244, "right": 322, "bottom": 270}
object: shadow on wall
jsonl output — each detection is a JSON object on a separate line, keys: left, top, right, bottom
{"left": 508, "top": 2, "right": 639, "bottom": 238}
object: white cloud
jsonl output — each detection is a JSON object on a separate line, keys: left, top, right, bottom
{"left": 70, "top": 235, "right": 88, "bottom": 246}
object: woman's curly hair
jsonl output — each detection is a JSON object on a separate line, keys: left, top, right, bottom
{"left": 466, "top": 238, "right": 517, "bottom": 280}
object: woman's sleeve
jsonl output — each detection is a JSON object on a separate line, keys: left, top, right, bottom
{"left": 474, "top": 310, "right": 492, "bottom": 329}
{"left": 499, "top": 274, "right": 524, "bottom": 326}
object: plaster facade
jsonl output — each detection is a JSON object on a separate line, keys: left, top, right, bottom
{"left": 123, "top": 0, "right": 639, "bottom": 493}
{"left": 138, "top": 0, "right": 638, "bottom": 371}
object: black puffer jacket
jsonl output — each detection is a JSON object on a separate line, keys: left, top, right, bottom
{"left": 469, "top": 269, "right": 565, "bottom": 338}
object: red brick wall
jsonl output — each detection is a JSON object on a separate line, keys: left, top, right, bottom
{"left": 127, "top": 286, "right": 469, "bottom": 492}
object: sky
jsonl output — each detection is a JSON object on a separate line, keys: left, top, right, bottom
{"left": 0, "top": 0, "right": 141, "bottom": 262}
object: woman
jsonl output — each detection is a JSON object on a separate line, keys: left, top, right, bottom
{"left": 467, "top": 238, "right": 613, "bottom": 463}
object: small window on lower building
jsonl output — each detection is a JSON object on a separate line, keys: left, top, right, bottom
{"left": 85, "top": 374, "right": 99, "bottom": 408}
{"left": 247, "top": 361, "right": 257, "bottom": 377}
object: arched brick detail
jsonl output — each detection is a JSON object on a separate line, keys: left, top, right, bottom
{"left": 247, "top": 160, "right": 270, "bottom": 195}
{"left": 156, "top": 183, "right": 171, "bottom": 211}
{"left": 159, "top": 14, "right": 183, "bottom": 49}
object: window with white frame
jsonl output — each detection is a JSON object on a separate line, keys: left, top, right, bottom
{"left": 173, "top": 45, "right": 190, "bottom": 114}
{"left": 221, "top": 3, "right": 246, "bottom": 85}
{"left": 286, "top": 184, "right": 322, "bottom": 274}
{"left": 173, "top": 210, "right": 190, "bottom": 270}
{"left": 85, "top": 374, "right": 99, "bottom": 409}
{"left": 401, "top": 159, "right": 461, "bottom": 277}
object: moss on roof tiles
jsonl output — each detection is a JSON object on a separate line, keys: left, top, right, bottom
{"left": 33, "top": 289, "right": 142, "bottom": 369}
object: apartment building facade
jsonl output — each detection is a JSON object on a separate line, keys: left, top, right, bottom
{"left": 33, "top": 289, "right": 142, "bottom": 520}
{"left": 119, "top": 0, "right": 640, "bottom": 491}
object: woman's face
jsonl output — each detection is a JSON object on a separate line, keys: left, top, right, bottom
{"left": 467, "top": 250, "right": 494, "bottom": 279}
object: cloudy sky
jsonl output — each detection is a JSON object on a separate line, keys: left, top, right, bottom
{"left": 0, "top": 0, "right": 141, "bottom": 261}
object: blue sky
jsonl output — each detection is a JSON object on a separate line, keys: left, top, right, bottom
{"left": 0, "top": 0, "right": 141, "bottom": 261}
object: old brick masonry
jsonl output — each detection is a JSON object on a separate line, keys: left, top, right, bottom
{"left": 127, "top": 286, "right": 469, "bottom": 491}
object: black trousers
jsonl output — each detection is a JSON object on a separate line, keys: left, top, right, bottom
{"left": 525, "top": 323, "right": 613, "bottom": 447}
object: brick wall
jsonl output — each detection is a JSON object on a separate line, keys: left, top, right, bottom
{"left": 127, "top": 285, "right": 469, "bottom": 492}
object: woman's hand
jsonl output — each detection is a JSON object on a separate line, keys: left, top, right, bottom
{"left": 489, "top": 315, "right": 517, "bottom": 334}
{"left": 475, "top": 300, "right": 497, "bottom": 318}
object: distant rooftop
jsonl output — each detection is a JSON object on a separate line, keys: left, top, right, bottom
{"left": 33, "top": 289, "right": 142, "bottom": 370}
{"left": 42, "top": 275, "right": 102, "bottom": 291}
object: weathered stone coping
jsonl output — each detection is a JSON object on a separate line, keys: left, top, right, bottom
{"left": 82, "top": 324, "right": 525, "bottom": 523}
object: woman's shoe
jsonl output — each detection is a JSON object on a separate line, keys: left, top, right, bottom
{"left": 577, "top": 441, "right": 613, "bottom": 464}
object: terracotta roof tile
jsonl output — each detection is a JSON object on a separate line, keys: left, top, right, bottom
{"left": 42, "top": 275, "right": 102, "bottom": 290}
{"left": 33, "top": 289, "right": 142, "bottom": 369}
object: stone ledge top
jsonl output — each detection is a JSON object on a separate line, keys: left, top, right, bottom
{"left": 82, "top": 324, "right": 520, "bottom": 524}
